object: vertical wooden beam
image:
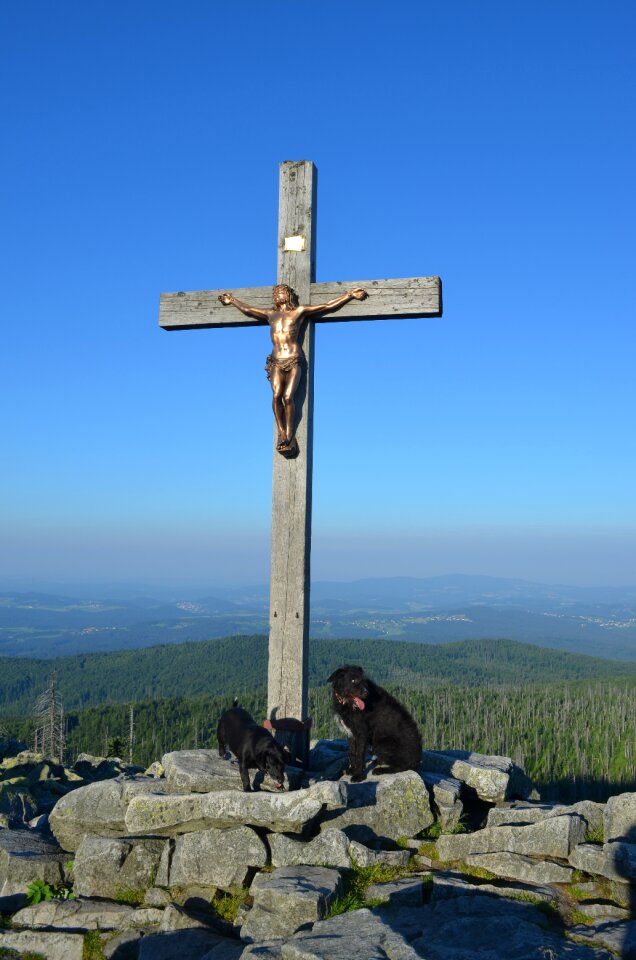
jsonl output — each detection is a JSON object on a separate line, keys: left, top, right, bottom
{"left": 267, "top": 161, "right": 317, "bottom": 734}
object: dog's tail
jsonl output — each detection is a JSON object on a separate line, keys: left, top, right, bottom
{"left": 232, "top": 697, "right": 239, "bottom": 708}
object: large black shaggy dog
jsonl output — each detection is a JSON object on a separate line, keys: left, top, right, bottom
{"left": 217, "top": 702, "right": 286, "bottom": 792}
{"left": 327, "top": 665, "right": 422, "bottom": 782}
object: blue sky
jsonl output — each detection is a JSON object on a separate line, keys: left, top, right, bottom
{"left": 1, "top": 0, "right": 635, "bottom": 590}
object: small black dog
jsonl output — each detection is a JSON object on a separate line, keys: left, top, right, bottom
{"left": 217, "top": 701, "right": 286, "bottom": 792}
{"left": 327, "top": 665, "right": 422, "bottom": 782}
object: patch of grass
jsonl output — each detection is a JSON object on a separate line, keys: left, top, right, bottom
{"left": 113, "top": 887, "right": 145, "bottom": 906}
{"left": 570, "top": 869, "right": 588, "bottom": 883}
{"left": 82, "top": 931, "right": 107, "bottom": 960}
{"left": 327, "top": 861, "right": 422, "bottom": 917}
{"left": 453, "top": 861, "right": 497, "bottom": 881}
{"left": 567, "top": 876, "right": 628, "bottom": 910}
{"left": 585, "top": 824, "right": 604, "bottom": 844}
{"left": 0, "top": 915, "right": 12, "bottom": 930}
{"left": 449, "top": 819, "right": 468, "bottom": 835}
{"left": 328, "top": 888, "right": 370, "bottom": 916}
{"left": 395, "top": 836, "right": 411, "bottom": 850}
{"left": 418, "top": 821, "right": 442, "bottom": 840}
{"left": 568, "top": 908, "right": 595, "bottom": 926}
{"left": 83, "top": 931, "right": 106, "bottom": 960}
{"left": 507, "top": 891, "right": 545, "bottom": 907}
{"left": 568, "top": 885, "right": 590, "bottom": 902}
{"left": 209, "top": 890, "right": 250, "bottom": 923}
{"left": 417, "top": 841, "right": 439, "bottom": 861}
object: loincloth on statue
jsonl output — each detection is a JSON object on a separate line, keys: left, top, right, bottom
{"left": 265, "top": 352, "right": 306, "bottom": 380}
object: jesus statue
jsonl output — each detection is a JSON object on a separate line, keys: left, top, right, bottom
{"left": 219, "top": 283, "right": 367, "bottom": 456}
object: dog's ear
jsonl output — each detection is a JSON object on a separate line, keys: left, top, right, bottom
{"left": 327, "top": 668, "right": 344, "bottom": 683}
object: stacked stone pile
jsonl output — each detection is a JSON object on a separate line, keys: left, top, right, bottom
{"left": 0, "top": 743, "right": 633, "bottom": 959}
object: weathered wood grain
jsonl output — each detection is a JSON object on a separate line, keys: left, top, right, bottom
{"left": 159, "top": 276, "right": 442, "bottom": 330}
{"left": 267, "top": 161, "right": 316, "bottom": 728}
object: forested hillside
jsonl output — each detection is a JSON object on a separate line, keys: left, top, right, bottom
{"left": 2, "top": 636, "right": 636, "bottom": 717}
{"left": 5, "top": 678, "right": 634, "bottom": 804}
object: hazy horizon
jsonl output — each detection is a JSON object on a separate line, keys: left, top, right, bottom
{"left": 2, "top": 558, "right": 636, "bottom": 602}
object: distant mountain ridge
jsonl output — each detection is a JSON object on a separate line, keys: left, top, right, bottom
{"left": 0, "top": 574, "right": 634, "bottom": 660}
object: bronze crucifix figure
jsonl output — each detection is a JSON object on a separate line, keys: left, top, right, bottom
{"left": 219, "top": 283, "right": 367, "bottom": 457}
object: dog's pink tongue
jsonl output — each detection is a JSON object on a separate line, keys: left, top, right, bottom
{"left": 353, "top": 696, "right": 365, "bottom": 710}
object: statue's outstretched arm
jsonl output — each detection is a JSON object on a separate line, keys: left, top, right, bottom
{"left": 302, "top": 288, "right": 367, "bottom": 317}
{"left": 218, "top": 293, "right": 269, "bottom": 321}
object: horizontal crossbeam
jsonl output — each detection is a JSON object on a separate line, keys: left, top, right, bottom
{"left": 159, "top": 276, "right": 442, "bottom": 331}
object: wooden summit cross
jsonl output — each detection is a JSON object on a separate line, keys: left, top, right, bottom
{"left": 159, "top": 161, "right": 442, "bottom": 761}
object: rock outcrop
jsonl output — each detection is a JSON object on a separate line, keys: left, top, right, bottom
{"left": 0, "top": 828, "right": 68, "bottom": 912}
{"left": 320, "top": 770, "right": 434, "bottom": 841}
{"left": 420, "top": 749, "right": 534, "bottom": 804}
{"left": 1, "top": 743, "right": 634, "bottom": 960}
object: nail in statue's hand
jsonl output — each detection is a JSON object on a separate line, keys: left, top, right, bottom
{"left": 350, "top": 288, "right": 367, "bottom": 301}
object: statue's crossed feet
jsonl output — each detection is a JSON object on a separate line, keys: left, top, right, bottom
{"left": 277, "top": 433, "right": 299, "bottom": 459}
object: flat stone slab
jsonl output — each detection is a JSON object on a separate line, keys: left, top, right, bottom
{"left": 241, "top": 866, "right": 343, "bottom": 942}
{"left": 0, "top": 928, "right": 85, "bottom": 960}
{"left": 0, "top": 827, "right": 67, "bottom": 909}
{"left": 570, "top": 841, "right": 636, "bottom": 882}
{"left": 569, "top": 843, "right": 609, "bottom": 877}
{"left": 320, "top": 770, "right": 434, "bottom": 842}
{"left": 429, "top": 871, "right": 556, "bottom": 905}
{"left": 348, "top": 841, "right": 410, "bottom": 869}
{"left": 49, "top": 774, "right": 177, "bottom": 851}
{"left": 282, "top": 907, "right": 421, "bottom": 959}
{"left": 170, "top": 826, "right": 267, "bottom": 892}
{"left": 366, "top": 876, "right": 427, "bottom": 907}
{"left": 163, "top": 750, "right": 244, "bottom": 792}
{"left": 576, "top": 901, "right": 630, "bottom": 920}
{"left": 421, "top": 749, "right": 533, "bottom": 803}
{"left": 164, "top": 749, "right": 293, "bottom": 795}
{"left": 12, "top": 896, "right": 136, "bottom": 931}
{"left": 604, "top": 791, "right": 636, "bottom": 842}
{"left": 465, "top": 851, "right": 574, "bottom": 884}
{"left": 437, "top": 813, "right": 586, "bottom": 861}
{"left": 125, "top": 780, "right": 346, "bottom": 836}
{"left": 488, "top": 800, "right": 604, "bottom": 834}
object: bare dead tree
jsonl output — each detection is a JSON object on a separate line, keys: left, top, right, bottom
{"left": 33, "top": 671, "right": 66, "bottom": 762}
{"left": 128, "top": 705, "right": 135, "bottom": 766}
